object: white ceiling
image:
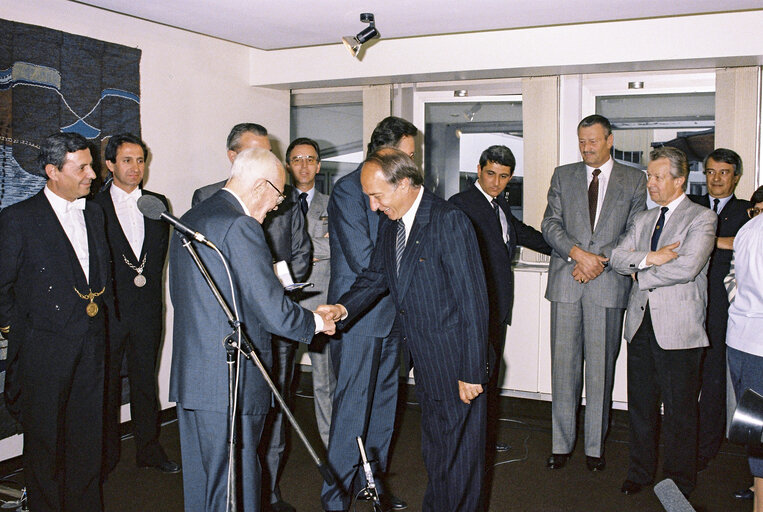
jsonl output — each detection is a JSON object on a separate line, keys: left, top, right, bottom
{"left": 73, "top": 0, "right": 762, "bottom": 51}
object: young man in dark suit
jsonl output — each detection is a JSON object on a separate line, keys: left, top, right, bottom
{"left": 0, "top": 132, "right": 114, "bottom": 511}
{"left": 321, "top": 148, "right": 490, "bottom": 512}
{"left": 689, "top": 148, "right": 752, "bottom": 471}
{"left": 93, "top": 133, "right": 179, "bottom": 474}
{"left": 449, "top": 145, "right": 550, "bottom": 468}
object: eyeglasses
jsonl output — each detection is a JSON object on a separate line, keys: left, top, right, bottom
{"left": 748, "top": 207, "right": 761, "bottom": 219}
{"left": 289, "top": 155, "right": 318, "bottom": 166}
{"left": 265, "top": 180, "right": 286, "bottom": 205}
{"left": 703, "top": 169, "right": 734, "bottom": 177}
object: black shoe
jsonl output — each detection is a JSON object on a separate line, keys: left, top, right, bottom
{"left": 585, "top": 455, "right": 606, "bottom": 472}
{"left": 734, "top": 488, "right": 754, "bottom": 500}
{"left": 358, "top": 491, "right": 407, "bottom": 511}
{"left": 496, "top": 442, "right": 511, "bottom": 453}
{"left": 269, "top": 499, "right": 296, "bottom": 512}
{"left": 137, "top": 459, "right": 181, "bottom": 474}
{"left": 546, "top": 453, "right": 569, "bottom": 469}
{"left": 620, "top": 479, "right": 643, "bottom": 495}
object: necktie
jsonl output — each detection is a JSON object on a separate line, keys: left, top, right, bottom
{"left": 712, "top": 197, "right": 720, "bottom": 214}
{"left": 395, "top": 219, "right": 406, "bottom": 275}
{"left": 588, "top": 168, "right": 601, "bottom": 231}
{"left": 299, "top": 192, "right": 308, "bottom": 216}
{"left": 491, "top": 198, "right": 500, "bottom": 222}
{"left": 650, "top": 207, "right": 669, "bottom": 251}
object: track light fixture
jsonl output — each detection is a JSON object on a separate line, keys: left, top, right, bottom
{"left": 342, "top": 13, "right": 379, "bottom": 58}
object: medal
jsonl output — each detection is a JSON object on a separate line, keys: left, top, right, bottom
{"left": 123, "top": 253, "right": 147, "bottom": 288}
{"left": 74, "top": 286, "right": 105, "bottom": 317}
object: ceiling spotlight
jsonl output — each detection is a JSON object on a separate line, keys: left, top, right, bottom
{"left": 454, "top": 90, "right": 468, "bottom": 97}
{"left": 342, "top": 13, "right": 379, "bottom": 58}
{"left": 628, "top": 81, "right": 645, "bottom": 89}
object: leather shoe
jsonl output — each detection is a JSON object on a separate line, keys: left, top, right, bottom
{"left": 496, "top": 442, "right": 511, "bottom": 453}
{"left": 734, "top": 488, "right": 754, "bottom": 500}
{"left": 137, "top": 459, "right": 181, "bottom": 474}
{"left": 546, "top": 453, "right": 569, "bottom": 469}
{"left": 585, "top": 455, "right": 606, "bottom": 472}
{"left": 620, "top": 479, "right": 643, "bottom": 495}
{"left": 269, "top": 500, "right": 296, "bottom": 512}
{"left": 358, "top": 491, "right": 407, "bottom": 511}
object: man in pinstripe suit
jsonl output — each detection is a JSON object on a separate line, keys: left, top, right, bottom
{"left": 321, "top": 148, "right": 490, "bottom": 512}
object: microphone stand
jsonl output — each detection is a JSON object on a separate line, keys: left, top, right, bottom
{"left": 177, "top": 234, "right": 334, "bottom": 512}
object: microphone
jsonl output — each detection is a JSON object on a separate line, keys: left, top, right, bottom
{"left": 654, "top": 479, "right": 695, "bottom": 512}
{"left": 137, "top": 195, "right": 212, "bottom": 247}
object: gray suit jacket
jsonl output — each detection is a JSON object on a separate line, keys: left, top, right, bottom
{"left": 298, "top": 190, "right": 330, "bottom": 310}
{"left": 610, "top": 196, "right": 717, "bottom": 350}
{"left": 193, "top": 179, "right": 312, "bottom": 282}
{"left": 542, "top": 161, "right": 647, "bottom": 308}
{"left": 169, "top": 190, "right": 315, "bottom": 414}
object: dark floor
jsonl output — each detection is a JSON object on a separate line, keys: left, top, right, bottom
{"left": 0, "top": 377, "right": 754, "bottom": 512}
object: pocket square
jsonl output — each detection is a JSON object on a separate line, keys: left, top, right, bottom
{"left": 419, "top": 257, "right": 426, "bottom": 262}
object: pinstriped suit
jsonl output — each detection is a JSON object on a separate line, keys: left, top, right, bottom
{"left": 338, "top": 189, "right": 489, "bottom": 512}
{"left": 542, "top": 160, "right": 646, "bottom": 458}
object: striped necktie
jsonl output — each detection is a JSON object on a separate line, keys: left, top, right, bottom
{"left": 395, "top": 219, "right": 406, "bottom": 275}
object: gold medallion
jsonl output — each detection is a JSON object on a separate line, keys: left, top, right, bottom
{"left": 86, "top": 302, "right": 99, "bottom": 317}
{"left": 134, "top": 274, "right": 147, "bottom": 287}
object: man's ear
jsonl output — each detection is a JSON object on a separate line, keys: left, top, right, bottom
{"left": 227, "top": 149, "right": 237, "bottom": 164}
{"left": 105, "top": 160, "right": 116, "bottom": 174}
{"left": 45, "top": 164, "right": 59, "bottom": 181}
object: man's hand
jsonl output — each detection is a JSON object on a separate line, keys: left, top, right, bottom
{"left": 716, "top": 236, "right": 734, "bottom": 250}
{"left": 458, "top": 381, "right": 484, "bottom": 405}
{"left": 315, "top": 310, "right": 336, "bottom": 335}
{"left": 646, "top": 241, "right": 680, "bottom": 267}
{"left": 569, "top": 246, "right": 608, "bottom": 283}
{"left": 316, "top": 304, "right": 346, "bottom": 321}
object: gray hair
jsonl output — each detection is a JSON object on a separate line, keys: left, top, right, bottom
{"left": 650, "top": 146, "right": 689, "bottom": 191}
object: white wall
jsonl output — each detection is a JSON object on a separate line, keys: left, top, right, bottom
{"left": 249, "top": 11, "right": 763, "bottom": 89}
{"left": 2, "top": 0, "right": 290, "bottom": 459}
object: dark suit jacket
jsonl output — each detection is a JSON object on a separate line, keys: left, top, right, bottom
{"left": 168, "top": 190, "right": 315, "bottom": 415}
{"left": 449, "top": 185, "right": 551, "bottom": 325}
{"left": 0, "top": 189, "right": 113, "bottom": 413}
{"left": 327, "top": 166, "right": 395, "bottom": 337}
{"left": 193, "top": 180, "right": 311, "bottom": 282}
{"left": 338, "top": 189, "right": 489, "bottom": 400}
{"left": 93, "top": 187, "right": 170, "bottom": 324}
{"left": 689, "top": 193, "right": 752, "bottom": 334}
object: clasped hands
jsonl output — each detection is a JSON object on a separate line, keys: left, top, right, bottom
{"left": 569, "top": 246, "right": 608, "bottom": 284}
{"left": 313, "top": 304, "right": 347, "bottom": 336}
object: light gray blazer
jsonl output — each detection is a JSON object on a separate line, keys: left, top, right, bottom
{"left": 299, "top": 190, "right": 330, "bottom": 310}
{"left": 542, "top": 161, "right": 647, "bottom": 308}
{"left": 610, "top": 196, "right": 717, "bottom": 350}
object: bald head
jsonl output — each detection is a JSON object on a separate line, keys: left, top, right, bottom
{"left": 227, "top": 147, "right": 286, "bottom": 222}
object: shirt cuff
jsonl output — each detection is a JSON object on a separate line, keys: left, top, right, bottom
{"left": 638, "top": 255, "right": 650, "bottom": 269}
{"left": 313, "top": 312, "right": 324, "bottom": 334}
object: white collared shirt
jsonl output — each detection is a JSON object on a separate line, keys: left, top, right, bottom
{"left": 708, "top": 194, "right": 732, "bottom": 214}
{"left": 44, "top": 185, "right": 89, "bottom": 282}
{"left": 110, "top": 185, "right": 144, "bottom": 259}
{"left": 638, "top": 193, "right": 687, "bottom": 268}
{"left": 222, "top": 188, "right": 251, "bottom": 217}
{"left": 399, "top": 186, "right": 425, "bottom": 244}
{"left": 726, "top": 213, "right": 763, "bottom": 357}
{"left": 474, "top": 181, "right": 510, "bottom": 244}
{"left": 299, "top": 186, "right": 315, "bottom": 208}
{"left": 586, "top": 157, "right": 614, "bottom": 230}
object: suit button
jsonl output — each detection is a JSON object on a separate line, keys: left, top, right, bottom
{"left": 403, "top": 337, "right": 407, "bottom": 342}
{"left": 640, "top": 306, "right": 644, "bottom": 311}
{"left": 649, "top": 288, "right": 655, "bottom": 292}
{"left": 589, "top": 241, "right": 594, "bottom": 246}
{"left": 55, "top": 305, "right": 60, "bottom": 310}
{"left": 399, "top": 309, "right": 405, "bottom": 315}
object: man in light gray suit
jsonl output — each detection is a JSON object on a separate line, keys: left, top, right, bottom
{"left": 169, "top": 147, "right": 335, "bottom": 511}
{"left": 286, "top": 137, "right": 336, "bottom": 447}
{"left": 542, "top": 115, "right": 647, "bottom": 472}
{"left": 611, "top": 146, "right": 716, "bottom": 498}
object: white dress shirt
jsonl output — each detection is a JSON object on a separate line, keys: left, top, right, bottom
{"left": 474, "top": 181, "right": 510, "bottom": 244}
{"left": 708, "top": 193, "right": 732, "bottom": 214}
{"left": 44, "top": 185, "right": 89, "bottom": 282}
{"left": 726, "top": 213, "right": 763, "bottom": 357}
{"left": 110, "top": 185, "right": 144, "bottom": 259}
{"left": 399, "top": 186, "right": 425, "bottom": 243}
{"left": 586, "top": 157, "right": 614, "bottom": 230}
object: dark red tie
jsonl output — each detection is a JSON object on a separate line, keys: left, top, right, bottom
{"left": 588, "top": 168, "right": 601, "bottom": 231}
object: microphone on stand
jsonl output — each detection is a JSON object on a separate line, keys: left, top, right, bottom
{"left": 357, "top": 436, "right": 382, "bottom": 510}
{"left": 137, "top": 195, "right": 213, "bottom": 247}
